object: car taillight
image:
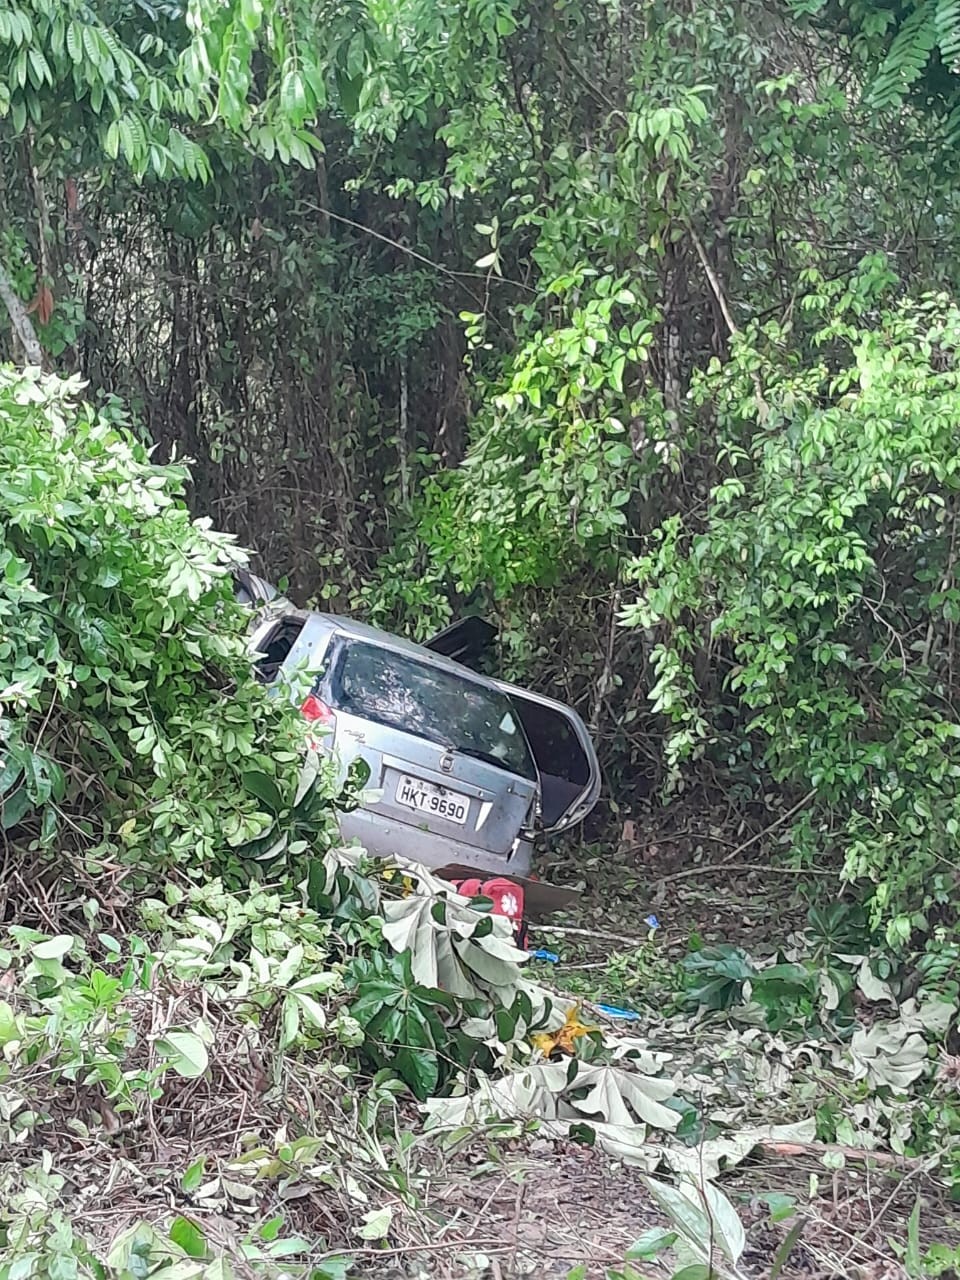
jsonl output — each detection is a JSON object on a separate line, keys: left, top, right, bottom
{"left": 301, "top": 693, "right": 334, "bottom": 726}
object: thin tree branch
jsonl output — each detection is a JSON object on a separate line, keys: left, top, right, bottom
{"left": 719, "top": 788, "right": 818, "bottom": 863}
{"left": 688, "top": 222, "right": 771, "bottom": 417}
{"left": 0, "top": 261, "right": 42, "bottom": 365}
{"left": 758, "top": 1141, "right": 925, "bottom": 1170}
{"left": 298, "top": 201, "right": 537, "bottom": 295}
{"left": 688, "top": 223, "right": 739, "bottom": 337}
{"left": 653, "top": 860, "right": 828, "bottom": 884}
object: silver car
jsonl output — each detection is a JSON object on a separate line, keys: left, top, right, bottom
{"left": 247, "top": 606, "right": 601, "bottom": 877}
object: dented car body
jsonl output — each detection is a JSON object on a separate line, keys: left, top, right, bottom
{"left": 245, "top": 601, "right": 601, "bottom": 877}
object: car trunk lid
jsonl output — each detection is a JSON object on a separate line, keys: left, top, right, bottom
{"left": 320, "top": 636, "right": 538, "bottom": 855}
{"left": 329, "top": 714, "right": 535, "bottom": 855}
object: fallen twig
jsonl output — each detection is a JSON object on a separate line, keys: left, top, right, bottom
{"left": 718, "top": 790, "right": 818, "bottom": 864}
{"left": 655, "top": 861, "right": 828, "bottom": 884}
{"left": 536, "top": 923, "right": 650, "bottom": 948}
{"left": 757, "top": 1140, "right": 926, "bottom": 1169}
{"left": 835, "top": 1152, "right": 940, "bottom": 1268}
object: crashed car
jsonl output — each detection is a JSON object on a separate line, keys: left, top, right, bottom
{"left": 244, "top": 601, "right": 601, "bottom": 881}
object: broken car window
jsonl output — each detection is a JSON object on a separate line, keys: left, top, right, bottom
{"left": 325, "top": 640, "right": 537, "bottom": 780}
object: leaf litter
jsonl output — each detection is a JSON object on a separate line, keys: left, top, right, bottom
{"left": 3, "top": 828, "right": 959, "bottom": 1279}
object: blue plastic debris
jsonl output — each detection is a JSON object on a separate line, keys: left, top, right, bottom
{"left": 529, "top": 948, "right": 559, "bottom": 963}
{"left": 644, "top": 914, "right": 660, "bottom": 931}
{"left": 596, "top": 1003, "right": 642, "bottom": 1021}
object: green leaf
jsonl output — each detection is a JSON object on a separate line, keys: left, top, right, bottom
{"left": 336, "top": 69, "right": 362, "bottom": 115}
{"left": 761, "top": 1192, "right": 797, "bottom": 1223}
{"left": 28, "top": 47, "right": 49, "bottom": 87}
{"left": 280, "top": 993, "right": 300, "bottom": 1048}
{"left": 242, "top": 769, "right": 285, "bottom": 814}
{"left": 0, "top": 753, "right": 22, "bottom": 797}
{"left": 770, "top": 1220, "right": 804, "bottom": 1280}
{"left": 641, "top": 1175, "right": 745, "bottom": 1266}
{"left": 181, "top": 1157, "right": 206, "bottom": 1193}
{"left": 313, "top": 1257, "right": 355, "bottom": 1280}
{"left": 265, "top": 1236, "right": 312, "bottom": 1258}
{"left": 0, "top": 1000, "right": 20, "bottom": 1045}
{"left": 494, "top": 1006, "right": 518, "bottom": 1042}
{"left": 66, "top": 22, "right": 82, "bottom": 62}
{"left": 344, "top": 31, "right": 366, "bottom": 79}
{"left": 158, "top": 1031, "right": 209, "bottom": 1078}
{"left": 169, "top": 1216, "right": 207, "bottom": 1259}
{"left": 291, "top": 972, "right": 339, "bottom": 994}
{"left": 1, "top": 785, "right": 32, "bottom": 830}
{"left": 293, "top": 990, "right": 327, "bottom": 1030}
{"left": 626, "top": 1227, "right": 678, "bottom": 1259}
{"left": 239, "top": 0, "right": 263, "bottom": 32}
{"left": 395, "top": 1044, "right": 439, "bottom": 1099}
{"left": 280, "top": 69, "right": 306, "bottom": 118}
{"left": 258, "top": 1215, "right": 284, "bottom": 1243}
{"left": 33, "top": 935, "right": 75, "bottom": 960}
{"left": 354, "top": 1206, "right": 392, "bottom": 1241}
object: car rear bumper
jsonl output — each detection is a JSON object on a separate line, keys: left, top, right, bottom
{"left": 337, "top": 806, "right": 534, "bottom": 878}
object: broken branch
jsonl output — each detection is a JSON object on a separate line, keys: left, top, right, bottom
{"left": 757, "top": 1140, "right": 926, "bottom": 1169}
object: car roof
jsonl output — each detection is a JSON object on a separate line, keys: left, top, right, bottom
{"left": 277, "top": 608, "right": 502, "bottom": 687}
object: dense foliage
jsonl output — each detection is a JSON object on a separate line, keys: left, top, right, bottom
{"left": 0, "top": 367, "right": 308, "bottom": 876}
{"left": 625, "top": 292, "right": 960, "bottom": 939}
{"left": 3, "top": 0, "right": 960, "bottom": 923}
{"left": 2, "top": 376, "right": 860, "bottom": 1280}
{"left": 6, "top": 3, "right": 960, "bottom": 1269}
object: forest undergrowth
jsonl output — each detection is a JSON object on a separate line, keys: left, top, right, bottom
{"left": 7, "top": 803, "right": 960, "bottom": 1280}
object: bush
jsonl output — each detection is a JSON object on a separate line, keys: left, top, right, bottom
{"left": 0, "top": 368, "right": 317, "bottom": 885}
{"left": 623, "top": 289, "right": 960, "bottom": 939}
{"left": 0, "top": 364, "right": 545, "bottom": 1103}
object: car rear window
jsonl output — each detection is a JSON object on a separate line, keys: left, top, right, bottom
{"left": 326, "top": 640, "right": 536, "bottom": 780}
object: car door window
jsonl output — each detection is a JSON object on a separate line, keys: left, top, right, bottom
{"left": 252, "top": 616, "right": 306, "bottom": 683}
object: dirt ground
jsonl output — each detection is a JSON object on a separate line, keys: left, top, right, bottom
{"left": 435, "top": 1143, "right": 945, "bottom": 1279}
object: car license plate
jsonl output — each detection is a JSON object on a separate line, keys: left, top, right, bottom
{"left": 396, "top": 776, "right": 469, "bottom": 825}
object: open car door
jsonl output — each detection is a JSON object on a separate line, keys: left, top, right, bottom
{"left": 232, "top": 568, "right": 279, "bottom": 608}
{"left": 423, "top": 616, "right": 498, "bottom": 671}
{"left": 495, "top": 681, "right": 601, "bottom": 835}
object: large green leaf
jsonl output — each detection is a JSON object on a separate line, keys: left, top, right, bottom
{"left": 169, "top": 1216, "right": 207, "bottom": 1259}
{"left": 241, "top": 769, "right": 285, "bottom": 815}
{"left": 395, "top": 1044, "right": 440, "bottom": 1098}
{"left": 158, "top": 1031, "right": 209, "bottom": 1079}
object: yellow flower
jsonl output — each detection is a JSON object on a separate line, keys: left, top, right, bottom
{"left": 531, "top": 1004, "right": 599, "bottom": 1057}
